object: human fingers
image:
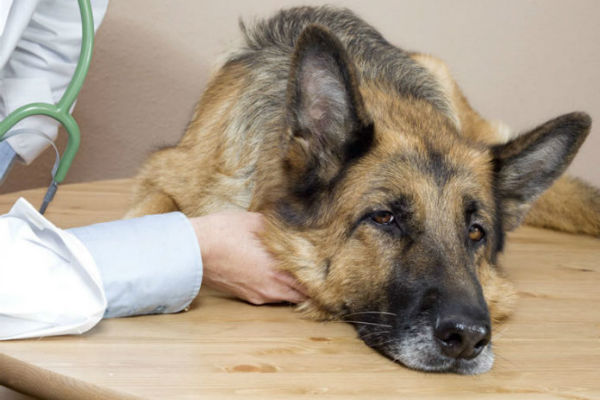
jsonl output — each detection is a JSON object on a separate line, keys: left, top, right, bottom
{"left": 273, "top": 270, "right": 310, "bottom": 297}
{"left": 243, "top": 285, "right": 307, "bottom": 305}
{"left": 283, "top": 288, "right": 309, "bottom": 304}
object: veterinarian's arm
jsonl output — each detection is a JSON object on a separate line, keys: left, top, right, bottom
{"left": 71, "top": 211, "right": 308, "bottom": 315}
{"left": 1, "top": 199, "right": 308, "bottom": 340}
{"left": 69, "top": 212, "right": 203, "bottom": 318}
{"left": 190, "top": 211, "right": 309, "bottom": 305}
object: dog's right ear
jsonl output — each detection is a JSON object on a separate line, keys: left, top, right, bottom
{"left": 284, "top": 24, "right": 373, "bottom": 197}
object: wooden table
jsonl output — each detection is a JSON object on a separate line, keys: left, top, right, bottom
{"left": 0, "top": 180, "right": 599, "bottom": 400}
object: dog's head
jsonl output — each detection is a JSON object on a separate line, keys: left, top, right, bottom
{"left": 257, "top": 25, "right": 591, "bottom": 374}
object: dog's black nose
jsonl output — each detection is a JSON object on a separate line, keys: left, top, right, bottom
{"left": 434, "top": 318, "right": 491, "bottom": 360}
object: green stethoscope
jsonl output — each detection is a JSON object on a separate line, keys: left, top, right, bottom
{"left": 0, "top": 0, "right": 94, "bottom": 214}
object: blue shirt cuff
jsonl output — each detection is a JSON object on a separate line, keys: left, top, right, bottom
{"left": 68, "top": 212, "right": 202, "bottom": 318}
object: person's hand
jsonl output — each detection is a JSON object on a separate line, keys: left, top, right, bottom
{"left": 190, "top": 211, "right": 309, "bottom": 305}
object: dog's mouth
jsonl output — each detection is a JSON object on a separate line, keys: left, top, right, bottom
{"left": 352, "top": 318, "right": 494, "bottom": 375}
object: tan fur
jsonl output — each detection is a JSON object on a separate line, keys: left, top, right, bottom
{"left": 410, "top": 53, "right": 512, "bottom": 145}
{"left": 477, "top": 259, "right": 517, "bottom": 325}
{"left": 128, "top": 62, "right": 257, "bottom": 218}
{"left": 525, "top": 175, "right": 600, "bottom": 235}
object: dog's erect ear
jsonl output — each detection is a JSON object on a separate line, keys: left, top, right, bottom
{"left": 284, "top": 24, "right": 373, "bottom": 197}
{"left": 492, "top": 112, "right": 591, "bottom": 231}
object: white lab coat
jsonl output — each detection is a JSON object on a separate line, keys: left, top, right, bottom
{"left": 0, "top": 0, "right": 108, "bottom": 164}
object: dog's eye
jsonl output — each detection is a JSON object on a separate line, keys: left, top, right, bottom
{"left": 468, "top": 224, "right": 485, "bottom": 242}
{"left": 372, "top": 211, "right": 395, "bottom": 225}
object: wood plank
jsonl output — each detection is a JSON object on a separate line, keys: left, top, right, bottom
{"left": 0, "top": 180, "right": 599, "bottom": 399}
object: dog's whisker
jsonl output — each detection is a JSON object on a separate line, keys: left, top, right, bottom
{"left": 491, "top": 325, "right": 510, "bottom": 340}
{"left": 373, "top": 337, "right": 399, "bottom": 348}
{"left": 346, "top": 321, "right": 393, "bottom": 328}
{"left": 331, "top": 320, "right": 393, "bottom": 328}
{"left": 343, "top": 311, "right": 397, "bottom": 318}
{"left": 360, "top": 330, "right": 391, "bottom": 339}
{"left": 391, "top": 348, "right": 404, "bottom": 364}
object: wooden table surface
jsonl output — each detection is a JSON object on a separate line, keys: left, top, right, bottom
{"left": 0, "top": 180, "right": 599, "bottom": 400}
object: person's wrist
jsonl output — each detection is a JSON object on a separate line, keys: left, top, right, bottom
{"left": 190, "top": 216, "right": 215, "bottom": 270}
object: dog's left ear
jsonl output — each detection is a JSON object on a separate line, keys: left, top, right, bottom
{"left": 284, "top": 24, "right": 373, "bottom": 196}
{"left": 492, "top": 112, "right": 591, "bottom": 230}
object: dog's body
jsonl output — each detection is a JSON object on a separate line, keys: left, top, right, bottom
{"left": 127, "top": 7, "right": 599, "bottom": 374}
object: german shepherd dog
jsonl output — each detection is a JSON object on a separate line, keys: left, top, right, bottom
{"left": 127, "top": 7, "right": 599, "bottom": 374}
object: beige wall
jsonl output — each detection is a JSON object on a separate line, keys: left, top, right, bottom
{"left": 2, "top": 0, "right": 599, "bottom": 194}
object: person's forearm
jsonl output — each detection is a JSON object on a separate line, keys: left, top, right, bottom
{"left": 69, "top": 212, "right": 202, "bottom": 318}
